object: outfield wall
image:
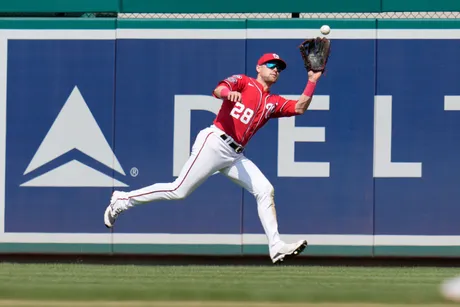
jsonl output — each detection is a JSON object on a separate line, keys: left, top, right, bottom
{"left": 0, "top": 0, "right": 459, "bottom": 13}
{"left": 1, "top": 19, "right": 460, "bottom": 258}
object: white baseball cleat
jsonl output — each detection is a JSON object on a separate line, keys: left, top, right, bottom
{"left": 271, "top": 240, "right": 308, "bottom": 264}
{"left": 104, "top": 191, "right": 128, "bottom": 228}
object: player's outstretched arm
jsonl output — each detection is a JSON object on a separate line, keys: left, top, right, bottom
{"left": 213, "top": 85, "right": 242, "bottom": 103}
{"left": 295, "top": 71, "right": 322, "bottom": 114}
{"left": 296, "top": 36, "right": 330, "bottom": 114}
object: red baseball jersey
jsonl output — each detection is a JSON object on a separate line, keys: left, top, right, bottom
{"left": 212, "top": 74, "right": 299, "bottom": 147}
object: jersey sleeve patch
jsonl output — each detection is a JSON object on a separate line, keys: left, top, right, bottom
{"left": 225, "top": 76, "right": 238, "bottom": 84}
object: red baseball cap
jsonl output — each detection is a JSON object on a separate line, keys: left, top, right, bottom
{"left": 257, "top": 53, "right": 287, "bottom": 70}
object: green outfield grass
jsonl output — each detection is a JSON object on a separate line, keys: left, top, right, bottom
{"left": 0, "top": 263, "right": 458, "bottom": 305}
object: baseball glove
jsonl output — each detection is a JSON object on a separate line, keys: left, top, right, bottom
{"left": 298, "top": 37, "right": 331, "bottom": 72}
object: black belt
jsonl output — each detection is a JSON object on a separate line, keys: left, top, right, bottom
{"left": 220, "top": 134, "right": 244, "bottom": 153}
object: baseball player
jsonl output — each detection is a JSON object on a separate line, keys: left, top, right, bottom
{"left": 104, "top": 41, "right": 329, "bottom": 264}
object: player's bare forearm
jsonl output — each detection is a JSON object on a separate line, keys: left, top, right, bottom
{"left": 296, "top": 72, "right": 322, "bottom": 114}
{"left": 295, "top": 94, "right": 313, "bottom": 114}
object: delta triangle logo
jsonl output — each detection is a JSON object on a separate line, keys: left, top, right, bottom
{"left": 20, "top": 86, "right": 128, "bottom": 187}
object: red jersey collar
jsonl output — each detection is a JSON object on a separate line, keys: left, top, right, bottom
{"left": 253, "top": 77, "right": 271, "bottom": 93}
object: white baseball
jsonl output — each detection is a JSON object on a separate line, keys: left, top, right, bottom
{"left": 320, "top": 25, "right": 331, "bottom": 35}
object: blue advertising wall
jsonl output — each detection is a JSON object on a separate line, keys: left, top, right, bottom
{"left": 1, "top": 19, "right": 460, "bottom": 257}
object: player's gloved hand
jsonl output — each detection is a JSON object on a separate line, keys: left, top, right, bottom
{"left": 227, "top": 91, "right": 242, "bottom": 103}
{"left": 299, "top": 37, "right": 331, "bottom": 74}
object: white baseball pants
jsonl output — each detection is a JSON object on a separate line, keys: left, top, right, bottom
{"left": 121, "top": 125, "right": 282, "bottom": 252}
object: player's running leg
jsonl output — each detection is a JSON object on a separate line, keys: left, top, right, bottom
{"left": 104, "top": 128, "right": 237, "bottom": 228}
{"left": 220, "top": 156, "right": 307, "bottom": 264}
